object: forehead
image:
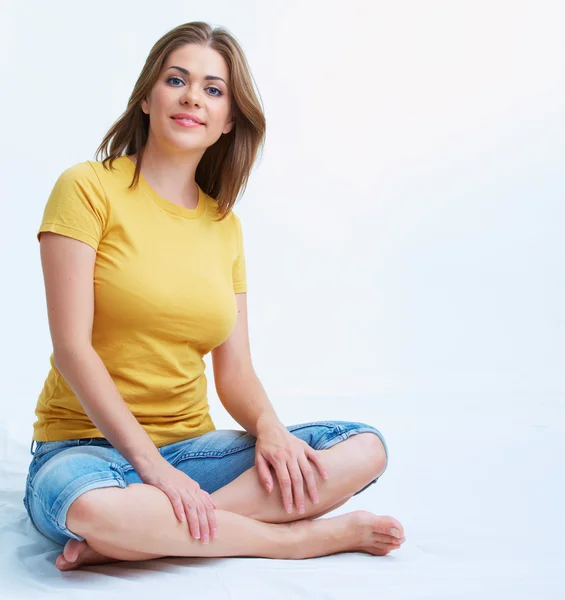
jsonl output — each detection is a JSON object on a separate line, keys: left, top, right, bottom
{"left": 163, "top": 44, "right": 230, "bottom": 82}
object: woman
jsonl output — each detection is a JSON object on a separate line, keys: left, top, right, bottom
{"left": 24, "top": 21, "right": 405, "bottom": 571}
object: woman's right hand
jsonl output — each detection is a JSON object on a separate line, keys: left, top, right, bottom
{"left": 140, "top": 461, "right": 218, "bottom": 543}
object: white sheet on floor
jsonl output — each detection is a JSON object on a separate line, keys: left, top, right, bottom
{"left": 1, "top": 414, "right": 563, "bottom": 600}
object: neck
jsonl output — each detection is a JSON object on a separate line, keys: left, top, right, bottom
{"left": 132, "top": 135, "right": 205, "bottom": 208}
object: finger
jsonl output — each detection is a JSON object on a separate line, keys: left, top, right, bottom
{"left": 170, "top": 492, "right": 187, "bottom": 523}
{"left": 287, "top": 459, "right": 305, "bottom": 514}
{"left": 205, "top": 491, "right": 218, "bottom": 510}
{"left": 307, "top": 447, "right": 329, "bottom": 480}
{"left": 273, "top": 460, "right": 294, "bottom": 513}
{"left": 298, "top": 453, "right": 319, "bottom": 505}
{"left": 205, "top": 499, "right": 218, "bottom": 539}
{"left": 184, "top": 498, "right": 200, "bottom": 540}
{"left": 196, "top": 500, "right": 210, "bottom": 543}
{"left": 256, "top": 453, "right": 274, "bottom": 494}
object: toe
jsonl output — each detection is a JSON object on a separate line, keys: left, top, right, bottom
{"left": 382, "top": 517, "right": 404, "bottom": 538}
{"left": 56, "top": 555, "right": 71, "bottom": 571}
{"left": 63, "top": 538, "right": 85, "bottom": 562}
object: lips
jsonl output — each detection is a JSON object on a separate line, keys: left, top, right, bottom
{"left": 172, "top": 117, "right": 201, "bottom": 124}
{"left": 171, "top": 113, "right": 205, "bottom": 124}
{"left": 171, "top": 118, "right": 204, "bottom": 130}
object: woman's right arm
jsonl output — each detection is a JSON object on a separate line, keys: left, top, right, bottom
{"left": 39, "top": 232, "right": 217, "bottom": 542}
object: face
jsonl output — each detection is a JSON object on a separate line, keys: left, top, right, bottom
{"left": 141, "top": 44, "right": 234, "bottom": 153}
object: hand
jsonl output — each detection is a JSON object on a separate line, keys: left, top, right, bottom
{"left": 255, "top": 423, "right": 329, "bottom": 514}
{"left": 140, "top": 461, "right": 217, "bottom": 543}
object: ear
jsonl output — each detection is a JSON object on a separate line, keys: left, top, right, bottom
{"left": 141, "top": 97, "right": 149, "bottom": 115}
{"left": 223, "top": 116, "right": 235, "bottom": 135}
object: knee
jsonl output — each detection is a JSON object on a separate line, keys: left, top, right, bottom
{"left": 356, "top": 432, "right": 387, "bottom": 478}
{"left": 67, "top": 487, "right": 121, "bottom": 533}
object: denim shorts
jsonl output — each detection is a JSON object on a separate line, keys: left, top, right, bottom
{"left": 23, "top": 420, "right": 388, "bottom": 546}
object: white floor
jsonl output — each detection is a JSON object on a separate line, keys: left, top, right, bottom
{"left": 1, "top": 413, "right": 563, "bottom": 600}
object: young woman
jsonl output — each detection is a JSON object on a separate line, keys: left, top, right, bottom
{"left": 24, "top": 21, "right": 405, "bottom": 571}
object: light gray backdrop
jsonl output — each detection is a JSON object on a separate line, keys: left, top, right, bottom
{"left": 0, "top": 1, "right": 563, "bottom": 597}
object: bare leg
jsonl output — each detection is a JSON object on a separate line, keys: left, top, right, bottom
{"left": 56, "top": 432, "right": 399, "bottom": 570}
{"left": 212, "top": 432, "right": 386, "bottom": 523}
{"left": 57, "top": 483, "right": 404, "bottom": 571}
{"left": 56, "top": 496, "right": 355, "bottom": 570}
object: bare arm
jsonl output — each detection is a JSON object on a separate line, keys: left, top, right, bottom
{"left": 39, "top": 232, "right": 163, "bottom": 477}
{"left": 212, "top": 294, "right": 282, "bottom": 437}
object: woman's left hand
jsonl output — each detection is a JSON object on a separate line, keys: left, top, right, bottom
{"left": 255, "top": 423, "right": 329, "bottom": 514}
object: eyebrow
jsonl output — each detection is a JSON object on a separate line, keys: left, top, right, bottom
{"left": 165, "top": 65, "right": 227, "bottom": 85}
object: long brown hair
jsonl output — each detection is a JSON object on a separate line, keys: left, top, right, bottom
{"left": 95, "top": 22, "right": 266, "bottom": 221}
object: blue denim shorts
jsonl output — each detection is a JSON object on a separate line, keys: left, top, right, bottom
{"left": 23, "top": 420, "right": 388, "bottom": 546}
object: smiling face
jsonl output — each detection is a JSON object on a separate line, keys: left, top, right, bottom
{"left": 141, "top": 44, "right": 234, "bottom": 153}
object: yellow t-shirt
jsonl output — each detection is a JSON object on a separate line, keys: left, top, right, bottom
{"left": 33, "top": 155, "right": 247, "bottom": 447}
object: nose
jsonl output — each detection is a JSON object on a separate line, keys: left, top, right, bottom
{"left": 181, "top": 83, "right": 201, "bottom": 107}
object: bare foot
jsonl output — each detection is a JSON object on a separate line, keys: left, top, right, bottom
{"left": 55, "top": 538, "right": 121, "bottom": 571}
{"left": 347, "top": 510, "right": 406, "bottom": 556}
{"left": 287, "top": 510, "right": 406, "bottom": 558}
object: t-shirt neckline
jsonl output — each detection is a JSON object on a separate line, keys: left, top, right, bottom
{"left": 123, "top": 155, "right": 207, "bottom": 220}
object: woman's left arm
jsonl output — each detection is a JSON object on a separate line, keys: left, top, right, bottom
{"left": 212, "top": 293, "right": 280, "bottom": 436}
{"left": 212, "top": 294, "right": 328, "bottom": 513}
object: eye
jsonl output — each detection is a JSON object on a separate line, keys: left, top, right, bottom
{"left": 166, "top": 76, "right": 224, "bottom": 97}
{"left": 167, "top": 76, "right": 184, "bottom": 86}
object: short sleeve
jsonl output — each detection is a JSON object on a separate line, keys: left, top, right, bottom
{"left": 37, "top": 161, "right": 108, "bottom": 251}
{"left": 232, "top": 213, "right": 247, "bottom": 293}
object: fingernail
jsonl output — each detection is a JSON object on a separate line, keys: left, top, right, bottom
{"left": 313, "top": 495, "right": 319, "bottom": 504}
{"left": 195, "top": 532, "right": 200, "bottom": 539}
{"left": 202, "top": 535, "right": 209, "bottom": 544}
{"left": 323, "top": 471, "right": 329, "bottom": 479}
{"left": 390, "top": 528, "right": 401, "bottom": 538}
{"left": 212, "top": 528, "right": 218, "bottom": 538}
{"left": 299, "top": 505, "right": 305, "bottom": 514}
{"left": 286, "top": 505, "right": 292, "bottom": 513}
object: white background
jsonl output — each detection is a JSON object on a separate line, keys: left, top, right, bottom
{"left": 0, "top": 1, "right": 563, "bottom": 597}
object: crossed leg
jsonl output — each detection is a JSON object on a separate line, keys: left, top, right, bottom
{"left": 210, "top": 432, "right": 384, "bottom": 522}
{"left": 56, "top": 433, "right": 403, "bottom": 569}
